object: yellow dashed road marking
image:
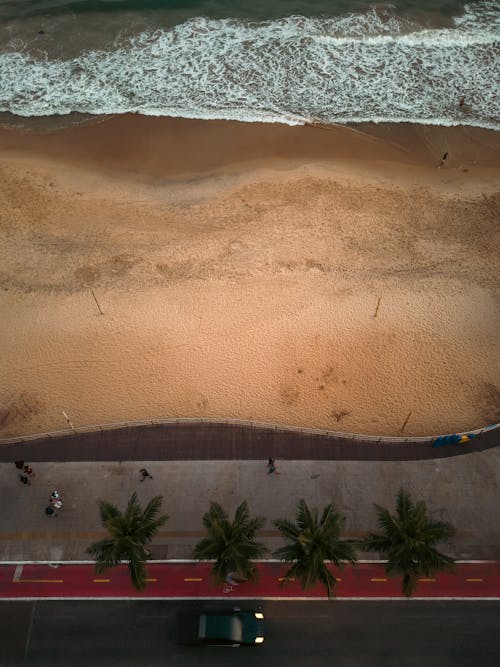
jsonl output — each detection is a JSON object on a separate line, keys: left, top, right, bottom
{"left": 278, "top": 577, "right": 295, "bottom": 582}
{"left": 419, "top": 578, "right": 436, "bottom": 582}
{"left": 184, "top": 578, "right": 203, "bottom": 582}
{"left": 370, "top": 578, "right": 387, "bottom": 582}
{"left": 145, "top": 578, "right": 157, "bottom": 582}
{"left": 13, "top": 565, "right": 63, "bottom": 584}
{"left": 15, "top": 579, "right": 64, "bottom": 583}
{"left": 466, "top": 578, "right": 483, "bottom": 582}
{"left": 93, "top": 579, "right": 110, "bottom": 583}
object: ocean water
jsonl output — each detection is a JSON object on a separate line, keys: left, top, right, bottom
{"left": 0, "top": 0, "right": 498, "bottom": 128}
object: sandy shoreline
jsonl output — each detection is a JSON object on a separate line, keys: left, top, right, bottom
{"left": 1, "top": 114, "right": 500, "bottom": 174}
{"left": 0, "top": 116, "right": 499, "bottom": 438}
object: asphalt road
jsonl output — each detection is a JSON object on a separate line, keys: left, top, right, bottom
{"left": 2, "top": 600, "right": 500, "bottom": 667}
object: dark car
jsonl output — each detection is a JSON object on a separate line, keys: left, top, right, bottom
{"left": 176, "top": 608, "right": 265, "bottom": 646}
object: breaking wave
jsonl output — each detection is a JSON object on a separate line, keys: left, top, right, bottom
{"left": 0, "top": 2, "right": 498, "bottom": 127}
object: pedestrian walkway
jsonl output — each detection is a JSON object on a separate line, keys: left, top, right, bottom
{"left": 1, "top": 562, "right": 499, "bottom": 600}
{"left": 1, "top": 455, "right": 500, "bottom": 563}
{"left": 0, "top": 420, "right": 497, "bottom": 462}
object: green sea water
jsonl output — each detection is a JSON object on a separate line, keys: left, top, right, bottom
{"left": 0, "top": 1, "right": 472, "bottom": 22}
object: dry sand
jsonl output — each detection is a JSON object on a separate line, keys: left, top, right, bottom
{"left": 0, "top": 116, "right": 499, "bottom": 438}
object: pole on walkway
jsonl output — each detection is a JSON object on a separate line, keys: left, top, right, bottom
{"left": 91, "top": 289, "right": 103, "bottom": 315}
{"left": 373, "top": 297, "right": 381, "bottom": 318}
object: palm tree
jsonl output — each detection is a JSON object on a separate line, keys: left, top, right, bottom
{"left": 362, "top": 488, "right": 455, "bottom": 597}
{"left": 273, "top": 499, "right": 356, "bottom": 598}
{"left": 193, "top": 501, "right": 267, "bottom": 584}
{"left": 87, "top": 492, "right": 168, "bottom": 591}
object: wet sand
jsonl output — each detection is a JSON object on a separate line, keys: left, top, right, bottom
{"left": 0, "top": 116, "right": 498, "bottom": 438}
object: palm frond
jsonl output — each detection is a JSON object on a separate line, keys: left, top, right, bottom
{"left": 98, "top": 499, "right": 121, "bottom": 523}
{"left": 193, "top": 537, "right": 220, "bottom": 561}
{"left": 362, "top": 532, "right": 393, "bottom": 553}
{"left": 193, "top": 501, "right": 268, "bottom": 584}
{"left": 88, "top": 493, "right": 167, "bottom": 591}
{"left": 273, "top": 518, "right": 300, "bottom": 540}
{"left": 128, "top": 551, "right": 148, "bottom": 591}
{"left": 142, "top": 495, "right": 168, "bottom": 525}
{"left": 364, "top": 489, "right": 455, "bottom": 596}
{"left": 273, "top": 542, "right": 304, "bottom": 563}
{"left": 86, "top": 538, "right": 122, "bottom": 574}
{"left": 203, "top": 502, "right": 227, "bottom": 529}
{"left": 274, "top": 499, "right": 356, "bottom": 597}
{"left": 317, "top": 563, "right": 337, "bottom": 598}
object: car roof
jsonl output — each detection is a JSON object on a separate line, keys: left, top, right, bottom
{"left": 203, "top": 614, "right": 243, "bottom": 642}
{"left": 201, "top": 611, "right": 262, "bottom": 644}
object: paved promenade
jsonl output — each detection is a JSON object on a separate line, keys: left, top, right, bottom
{"left": 1, "top": 450, "right": 500, "bottom": 563}
{"left": 1, "top": 561, "right": 499, "bottom": 600}
{"left": 0, "top": 420, "right": 497, "bottom": 462}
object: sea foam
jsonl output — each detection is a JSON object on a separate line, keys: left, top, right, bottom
{"left": 0, "top": 3, "right": 498, "bottom": 127}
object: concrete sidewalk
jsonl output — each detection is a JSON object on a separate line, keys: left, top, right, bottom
{"left": 1, "top": 450, "right": 500, "bottom": 562}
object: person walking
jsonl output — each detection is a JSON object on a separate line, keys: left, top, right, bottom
{"left": 19, "top": 474, "right": 30, "bottom": 485}
{"left": 15, "top": 461, "right": 24, "bottom": 470}
{"left": 267, "top": 457, "right": 279, "bottom": 475}
{"left": 139, "top": 468, "right": 153, "bottom": 481}
{"left": 23, "top": 465, "right": 34, "bottom": 479}
{"left": 438, "top": 152, "right": 449, "bottom": 168}
{"left": 45, "top": 506, "right": 57, "bottom": 518}
{"left": 50, "top": 491, "right": 63, "bottom": 504}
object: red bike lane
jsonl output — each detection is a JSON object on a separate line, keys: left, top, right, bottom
{"left": 1, "top": 561, "right": 499, "bottom": 599}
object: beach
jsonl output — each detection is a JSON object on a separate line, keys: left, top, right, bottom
{"left": 0, "top": 116, "right": 499, "bottom": 438}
